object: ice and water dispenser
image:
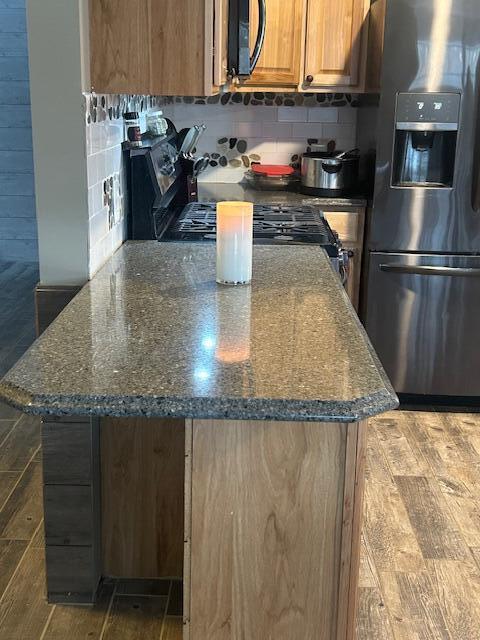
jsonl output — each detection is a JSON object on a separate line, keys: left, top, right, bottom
{"left": 392, "top": 92, "right": 461, "bottom": 188}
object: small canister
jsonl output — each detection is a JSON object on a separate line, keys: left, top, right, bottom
{"left": 146, "top": 110, "right": 168, "bottom": 137}
{"left": 123, "top": 111, "right": 142, "bottom": 147}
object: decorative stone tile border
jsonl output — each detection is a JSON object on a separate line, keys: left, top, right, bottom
{"left": 163, "top": 92, "right": 358, "bottom": 107}
{"left": 83, "top": 93, "right": 164, "bottom": 125}
{"left": 84, "top": 92, "right": 359, "bottom": 125}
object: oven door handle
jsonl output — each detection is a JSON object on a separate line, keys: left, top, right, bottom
{"left": 380, "top": 263, "right": 480, "bottom": 277}
{"left": 250, "top": 0, "right": 266, "bottom": 73}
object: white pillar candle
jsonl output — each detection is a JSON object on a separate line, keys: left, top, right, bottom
{"left": 216, "top": 201, "right": 254, "bottom": 285}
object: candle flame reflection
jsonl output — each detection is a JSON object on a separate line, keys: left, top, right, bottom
{"left": 215, "top": 285, "right": 252, "bottom": 364}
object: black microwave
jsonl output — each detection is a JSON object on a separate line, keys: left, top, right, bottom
{"left": 228, "top": 0, "right": 267, "bottom": 79}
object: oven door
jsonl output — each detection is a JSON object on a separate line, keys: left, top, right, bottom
{"left": 365, "top": 252, "right": 480, "bottom": 397}
{"left": 228, "top": 0, "right": 266, "bottom": 78}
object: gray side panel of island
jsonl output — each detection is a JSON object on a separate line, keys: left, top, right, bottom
{"left": 41, "top": 416, "right": 101, "bottom": 604}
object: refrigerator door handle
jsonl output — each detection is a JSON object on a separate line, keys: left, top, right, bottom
{"left": 380, "top": 264, "right": 480, "bottom": 277}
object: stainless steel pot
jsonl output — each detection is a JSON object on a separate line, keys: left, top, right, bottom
{"left": 300, "top": 151, "right": 359, "bottom": 195}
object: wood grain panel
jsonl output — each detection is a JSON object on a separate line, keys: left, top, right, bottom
{"left": 356, "top": 587, "right": 395, "bottom": 640}
{"left": 45, "top": 545, "right": 99, "bottom": 603}
{"left": 89, "top": 0, "right": 150, "bottom": 94}
{"left": 429, "top": 560, "right": 480, "bottom": 640}
{"left": 43, "top": 485, "right": 94, "bottom": 546}
{"left": 42, "top": 581, "right": 115, "bottom": 640}
{"left": 379, "top": 570, "right": 450, "bottom": 640}
{"left": 0, "top": 547, "right": 52, "bottom": 638}
{"left": 323, "top": 207, "right": 365, "bottom": 312}
{"left": 102, "top": 594, "right": 167, "bottom": 639}
{"left": 149, "top": 0, "right": 213, "bottom": 96}
{"left": 101, "top": 417, "right": 185, "bottom": 579}
{"left": 304, "top": 0, "right": 370, "bottom": 87}
{"left": 323, "top": 210, "right": 362, "bottom": 244}
{"left": 245, "top": 0, "right": 306, "bottom": 86}
{"left": 213, "top": 0, "right": 229, "bottom": 88}
{"left": 0, "top": 539, "right": 28, "bottom": 599}
{"left": 189, "top": 419, "right": 350, "bottom": 640}
{"left": 42, "top": 421, "right": 96, "bottom": 484}
{"left": 0, "top": 460, "right": 42, "bottom": 540}
{"left": 395, "top": 476, "right": 469, "bottom": 561}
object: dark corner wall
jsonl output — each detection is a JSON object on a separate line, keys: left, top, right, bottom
{"left": 0, "top": 0, "right": 37, "bottom": 263}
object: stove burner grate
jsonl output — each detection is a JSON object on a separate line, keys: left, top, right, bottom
{"left": 171, "top": 202, "right": 333, "bottom": 242}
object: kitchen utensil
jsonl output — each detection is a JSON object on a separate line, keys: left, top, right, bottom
{"left": 334, "top": 148, "right": 360, "bottom": 160}
{"left": 193, "top": 155, "right": 210, "bottom": 178}
{"left": 300, "top": 151, "right": 359, "bottom": 196}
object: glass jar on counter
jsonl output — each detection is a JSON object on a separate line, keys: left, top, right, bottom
{"left": 123, "top": 111, "right": 142, "bottom": 147}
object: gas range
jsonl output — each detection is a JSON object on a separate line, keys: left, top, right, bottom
{"left": 161, "top": 202, "right": 343, "bottom": 260}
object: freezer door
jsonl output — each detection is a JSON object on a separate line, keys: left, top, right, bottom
{"left": 365, "top": 253, "right": 480, "bottom": 396}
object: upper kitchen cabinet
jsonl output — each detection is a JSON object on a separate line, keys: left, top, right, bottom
{"left": 243, "top": 0, "right": 306, "bottom": 89}
{"left": 89, "top": 0, "right": 228, "bottom": 96}
{"left": 302, "top": 0, "right": 371, "bottom": 90}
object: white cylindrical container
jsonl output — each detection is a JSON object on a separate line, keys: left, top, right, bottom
{"left": 216, "top": 201, "right": 254, "bottom": 285}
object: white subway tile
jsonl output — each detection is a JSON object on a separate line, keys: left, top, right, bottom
{"left": 292, "top": 123, "right": 324, "bottom": 139}
{"left": 234, "top": 106, "right": 278, "bottom": 122}
{"left": 307, "top": 107, "right": 339, "bottom": 123}
{"left": 261, "top": 122, "right": 293, "bottom": 138}
{"left": 89, "top": 207, "right": 109, "bottom": 244}
{"left": 87, "top": 154, "right": 98, "bottom": 187}
{"left": 234, "top": 121, "right": 262, "bottom": 137}
{"left": 275, "top": 140, "right": 307, "bottom": 155}
{"left": 322, "top": 123, "right": 355, "bottom": 142}
{"left": 278, "top": 107, "right": 308, "bottom": 122}
{"left": 247, "top": 138, "right": 277, "bottom": 154}
{"left": 92, "top": 181, "right": 104, "bottom": 216}
{"left": 338, "top": 107, "right": 358, "bottom": 123}
{"left": 105, "top": 146, "right": 122, "bottom": 177}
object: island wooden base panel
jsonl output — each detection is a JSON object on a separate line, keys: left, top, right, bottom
{"left": 4, "top": 404, "right": 480, "bottom": 639}
{"left": 40, "top": 416, "right": 367, "bottom": 638}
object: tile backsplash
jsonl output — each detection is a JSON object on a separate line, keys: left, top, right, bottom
{"left": 161, "top": 95, "right": 358, "bottom": 183}
{"left": 84, "top": 93, "right": 162, "bottom": 277}
{"left": 83, "top": 92, "right": 358, "bottom": 274}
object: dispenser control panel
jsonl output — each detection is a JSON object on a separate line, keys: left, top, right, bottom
{"left": 396, "top": 93, "right": 461, "bottom": 124}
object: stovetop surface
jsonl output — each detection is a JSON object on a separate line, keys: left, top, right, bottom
{"left": 162, "top": 202, "right": 339, "bottom": 254}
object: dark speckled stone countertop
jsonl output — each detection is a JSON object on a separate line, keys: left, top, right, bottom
{"left": 197, "top": 181, "right": 368, "bottom": 208}
{"left": 0, "top": 242, "right": 397, "bottom": 422}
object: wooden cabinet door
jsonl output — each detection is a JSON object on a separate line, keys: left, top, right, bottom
{"left": 245, "top": 0, "right": 306, "bottom": 87}
{"left": 90, "top": 0, "right": 220, "bottom": 96}
{"left": 213, "top": 0, "right": 229, "bottom": 88}
{"left": 323, "top": 208, "right": 366, "bottom": 312}
{"left": 303, "top": 0, "right": 369, "bottom": 88}
{"left": 89, "top": 0, "right": 150, "bottom": 94}
{"left": 149, "top": 0, "right": 215, "bottom": 96}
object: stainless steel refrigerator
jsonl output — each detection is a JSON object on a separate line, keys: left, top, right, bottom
{"left": 364, "top": 0, "right": 480, "bottom": 397}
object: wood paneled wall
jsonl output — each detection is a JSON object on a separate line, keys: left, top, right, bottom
{"left": 101, "top": 417, "right": 185, "bottom": 579}
{"left": 0, "top": 1, "right": 37, "bottom": 263}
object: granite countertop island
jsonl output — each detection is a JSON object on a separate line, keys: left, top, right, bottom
{"left": 0, "top": 241, "right": 396, "bottom": 422}
{"left": 0, "top": 241, "right": 397, "bottom": 639}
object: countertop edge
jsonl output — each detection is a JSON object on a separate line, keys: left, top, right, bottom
{"left": 0, "top": 380, "right": 399, "bottom": 423}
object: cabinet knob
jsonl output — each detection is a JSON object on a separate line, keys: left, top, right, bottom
{"left": 306, "top": 75, "right": 314, "bottom": 83}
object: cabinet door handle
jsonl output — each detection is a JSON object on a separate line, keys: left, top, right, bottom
{"left": 250, "top": 0, "right": 267, "bottom": 73}
{"left": 306, "top": 75, "right": 314, "bottom": 83}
